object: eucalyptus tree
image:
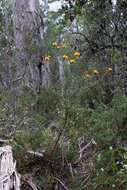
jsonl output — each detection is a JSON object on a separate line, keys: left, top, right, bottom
{"left": 12, "top": 0, "right": 52, "bottom": 112}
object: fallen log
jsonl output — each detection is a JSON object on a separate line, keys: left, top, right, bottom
{"left": 0, "top": 146, "right": 20, "bottom": 190}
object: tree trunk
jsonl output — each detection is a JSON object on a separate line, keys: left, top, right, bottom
{"left": 12, "top": 0, "right": 51, "bottom": 115}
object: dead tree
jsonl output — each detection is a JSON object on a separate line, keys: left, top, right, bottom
{"left": 0, "top": 146, "right": 20, "bottom": 190}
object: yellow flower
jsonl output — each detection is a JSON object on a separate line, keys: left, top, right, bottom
{"left": 52, "top": 42, "right": 58, "bottom": 47}
{"left": 53, "top": 42, "right": 66, "bottom": 49}
{"left": 74, "top": 51, "right": 81, "bottom": 57}
{"left": 56, "top": 45, "right": 62, "bottom": 49}
{"left": 62, "top": 44, "right": 66, "bottom": 48}
{"left": 61, "top": 44, "right": 66, "bottom": 48}
{"left": 63, "top": 54, "right": 69, "bottom": 61}
{"left": 45, "top": 55, "right": 51, "bottom": 61}
{"left": 86, "top": 74, "right": 90, "bottom": 78}
{"left": 108, "top": 67, "right": 112, "bottom": 72}
{"left": 69, "top": 59, "right": 76, "bottom": 64}
{"left": 93, "top": 69, "right": 99, "bottom": 74}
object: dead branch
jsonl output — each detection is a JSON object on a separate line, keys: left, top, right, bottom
{"left": 0, "top": 146, "right": 20, "bottom": 190}
{"left": 26, "top": 150, "right": 45, "bottom": 158}
{"left": 54, "top": 177, "right": 69, "bottom": 190}
{"left": 22, "top": 175, "right": 39, "bottom": 190}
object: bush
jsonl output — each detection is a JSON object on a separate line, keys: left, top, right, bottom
{"left": 92, "top": 146, "right": 127, "bottom": 190}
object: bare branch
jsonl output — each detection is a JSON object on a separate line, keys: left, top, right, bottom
{"left": 54, "top": 177, "right": 69, "bottom": 190}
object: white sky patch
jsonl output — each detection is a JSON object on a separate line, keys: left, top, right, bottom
{"left": 49, "top": 0, "right": 117, "bottom": 11}
{"left": 49, "top": 1, "right": 62, "bottom": 12}
{"left": 40, "top": 0, "right": 117, "bottom": 12}
{"left": 48, "top": 0, "right": 117, "bottom": 12}
{"left": 112, "top": 0, "right": 117, "bottom": 6}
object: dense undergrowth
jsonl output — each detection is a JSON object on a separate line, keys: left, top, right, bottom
{"left": 0, "top": 75, "right": 127, "bottom": 189}
{"left": 0, "top": 0, "right": 127, "bottom": 189}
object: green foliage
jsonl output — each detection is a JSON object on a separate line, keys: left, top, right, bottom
{"left": 0, "top": 0, "right": 127, "bottom": 189}
{"left": 13, "top": 127, "right": 56, "bottom": 172}
{"left": 92, "top": 146, "right": 127, "bottom": 189}
{"left": 89, "top": 105, "right": 116, "bottom": 147}
{"left": 35, "top": 86, "right": 61, "bottom": 119}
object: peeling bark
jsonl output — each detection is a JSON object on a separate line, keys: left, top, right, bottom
{"left": 12, "top": 0, "right": 51, "bottom": 95}
{"left": 0, "top": 146, "right": 20, "bottom": 190}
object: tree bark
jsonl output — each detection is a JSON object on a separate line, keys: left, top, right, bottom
{"left": 12, "top": 0, "right": 51, "bottom": 116}
{"left": 0, "top": 146, "right": 20, "bottom": 190}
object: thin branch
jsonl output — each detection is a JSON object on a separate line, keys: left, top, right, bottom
{"left": 50, "top": 111, "right": 68, "bottom": 159}
{"left": 26, "top": 150, "right": 45, "bottom": 158}
{"left": 54, "top": 177, "right": 69, "bottom": 190}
